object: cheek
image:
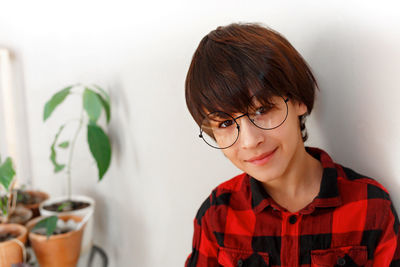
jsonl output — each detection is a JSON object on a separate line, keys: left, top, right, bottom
{"left": 265, "top": 113, "right": 301, "bottom": 155}
{"left": 223, "top": 149, "right": 242, "bottom": 166}
{"left": 277, "top": 112, "right": 301, "bottom": 138}
{"left": 268, "top": 118, "right": 295, "bottom": 141}
{"left": 222, "top": 150, "right": 234, "bottom": 160}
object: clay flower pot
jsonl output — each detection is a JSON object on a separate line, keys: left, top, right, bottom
{"left": 17, "top": 190, "right": 49, "bottom": 218}
{"left": 8, "top": 206, "right": 33, "bottom": 225}
{"left": 0, "top": 223, "right": 28, "bottom": 267}
{"left": 39, "top": 195, "right": 95, "bottom": 255}
{"left": 26, "top": 215, "right": 85, "bottom": 267}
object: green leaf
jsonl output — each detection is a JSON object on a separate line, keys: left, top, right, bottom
{"left": 0, "top": 157, "right": 16, "bottom": 192}
{"left": 92, "top": 85, "right": 111, "bottom": 123}
{"left": 58, "top": 141, "right": 69, "bottom": 148}
{"left": 43, "top": 86, "right": 73, "bottom": 121}
{"left": 32, "top": 216, "right": 58, "bottom": 238}
{"left": 50, "top": 125, "right": 66, "bottom": 173}
{"left": 57, "top": 201, "right": 72, "bottom": 212}
{"left": 93, "top": 84, "right": 110, "bottom": 103}
{"left": 17, "top": 191, "right": 24, "bottom": 202}
{"left": 87, "top": 124, "right": 111, "bottom": 181}
{"left": 0, "top": 196, "right": 8, "bottom": 215}
{"left": 95, "top": 92, "right": 111, "bottom": 123}
{"left": 83, "top": 88, "right": 102, "bottom": 124}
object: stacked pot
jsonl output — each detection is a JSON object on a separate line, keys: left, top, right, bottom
{"left": 0, "top": 224, "right": 27, "bottom": 267}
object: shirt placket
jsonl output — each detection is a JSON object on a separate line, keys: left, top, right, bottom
{"left": 280, "top": 211, "right": 301, "bottom": 267}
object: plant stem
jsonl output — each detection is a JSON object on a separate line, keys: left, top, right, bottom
{"left": 9, "top": 180, "right": 17, "bottom": 220}
{"left": 66, "top": 108, "right": 84, "bottom": 200}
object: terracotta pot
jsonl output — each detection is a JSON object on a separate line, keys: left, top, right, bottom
{"left": 0, "top": 224, "right": 28, "bottom": 267}
{"left": 8, "top": 206, "right": 33, "bottom": 225}
{"left": 39, "top": 195, "right": 95, "bottom": 255}
{"left": 26, "top": 215, "right": 85, "bottom": 267}
{"left": 17, "top": 190, "right": 49, "bottom": 218}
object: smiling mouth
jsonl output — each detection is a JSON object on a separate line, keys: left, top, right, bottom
{"left": 245, "top": 147, "right": 278, "bottom": 166}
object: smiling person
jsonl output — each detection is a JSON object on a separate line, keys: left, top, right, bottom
{"left": 184, "top": 23, "right": 400, "bottom": 267}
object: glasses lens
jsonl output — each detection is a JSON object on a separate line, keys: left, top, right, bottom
{"left": 200, "top": 111, "right": 239, "bottom": 149}
{"left": 247, "top": 96, "right": 288, "bottom": 130}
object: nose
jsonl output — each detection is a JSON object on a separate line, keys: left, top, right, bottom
{"left": 236, "top": 115, "right": 264, "bottom": 149}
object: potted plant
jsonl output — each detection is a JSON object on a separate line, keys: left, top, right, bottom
{"left": 0, "top": 156, "right": 28, "bottom": 266}
{"left": 0, "top": 157, "right": 33, "bottom": 226}
{"left": 39, "top": 84, "right": 112, "bottom": 255}
{"left": 0, "top": 156, "right": 32, "bottom": 226}
{"left": 26, "top": 214, "right": 86, "bottom": 267}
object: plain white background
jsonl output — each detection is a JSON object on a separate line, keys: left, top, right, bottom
{"left": 0, "top": 1, "right": 399, "bottom": 266}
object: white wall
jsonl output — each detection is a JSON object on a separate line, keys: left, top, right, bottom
{"left": 0, "top": 1, "right": 399, "bottom": 266}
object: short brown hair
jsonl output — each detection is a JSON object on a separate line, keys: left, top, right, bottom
{"left": 185, "top": 22, "right": 319, "bottom": 142}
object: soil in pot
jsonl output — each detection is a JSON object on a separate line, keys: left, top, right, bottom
{"left": 0, "top": 232, "right": 17, "bottom": 242}
{"left": 31, "top": 219, "right": 78, "bottom": 236}
{"left": 43, "top": 200, "right": 90, "bottom": 212}
{"left": 32, "top": 227, "right": 72, "bottom": 235}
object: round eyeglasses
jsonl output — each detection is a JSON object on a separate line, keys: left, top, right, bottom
{"left": 199, "top": 95, "right": 290, "bottom": 149}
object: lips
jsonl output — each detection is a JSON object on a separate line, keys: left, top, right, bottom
{"left": 245, "top": 147, "right": 277, "bottom": 163}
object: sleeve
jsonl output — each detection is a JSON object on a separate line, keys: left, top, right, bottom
{"left": 372, "top": 197, "right": 400, "bottom": 266}
{"left": 185, "top": 195, "right": 220, "bottom": 267}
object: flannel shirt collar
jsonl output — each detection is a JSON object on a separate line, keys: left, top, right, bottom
{"left": 250, "top": 146, "right": 342, "bottom": 214}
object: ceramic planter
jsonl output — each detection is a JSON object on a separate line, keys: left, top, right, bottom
{"left": 17, "top": 190, "right": 49, "bottom": 218}
{"left": 0, "top": 223, "right": 28, "bottom": 267}
{"left": 8, "top": 206, "right": 33, "bottom": 225}
{"left": 26, "top": 214, "right": 85, "bottom": 267}
{"left": 39, "top": 195, "right": 95, "bottom": 255}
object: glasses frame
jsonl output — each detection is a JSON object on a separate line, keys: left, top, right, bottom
{"left": 199, "top": 95, "right": 290, "bottom": 149}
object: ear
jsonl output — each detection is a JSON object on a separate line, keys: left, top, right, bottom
{"left": 293, "top": 100, "right": 308, "bottom": 116}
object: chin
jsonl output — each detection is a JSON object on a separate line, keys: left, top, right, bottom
{"left": 247, "top": 162, "right": 284, "bottom": 183}
{"left": 253, "top": 173, "right": 279, "bottom": 184}
{"left": 248, "top": 169, "right": 275, "bottom": 182}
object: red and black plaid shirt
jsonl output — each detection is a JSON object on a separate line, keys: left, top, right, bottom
{"left": 185, "top": 146, "right": 400, "bottom": 267}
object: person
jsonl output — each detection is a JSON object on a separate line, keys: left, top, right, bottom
{"left": 184, "top": 22, "right": 400, "bottom": 267}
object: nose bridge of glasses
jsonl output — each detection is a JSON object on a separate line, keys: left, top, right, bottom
{"left": 235, "top": 113, "right": 264, "bottom": 148}
{"left": 233, "top": 113, "right": 248, "bottom": 122}
{"left": 233, "top": 113, "right": 256, "bottom": 128}
{"left": 234, "top": 113, "right": 259, "bottom": 134}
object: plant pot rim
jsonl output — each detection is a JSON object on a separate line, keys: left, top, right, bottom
{"left": 18, "top": 189, "right": 49, "bottom": 204}
{"left": 20, "top": 189, "right": 49, "bottom": 195}
{"left": 0, "top": 223, "right": 28, "bottom": 246}
{"left": 19, "top": 189, "right": 49, "bottom": 198}
{"left": 40, "top": 195, "right": 95, "bottom": 206}
{"left": 26, "top": 214, "right": 85, "bottom": 241}
{"left": 39, "top": 195, "right": 95, "bottom": 214}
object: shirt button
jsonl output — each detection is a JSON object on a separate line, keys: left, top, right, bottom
{"left": 289, "top": 215, "right": 297, "bottom": 224}
{"left": 337, "top": 257, "right": 346, "bottom": 266}
{"left": 237, "top": 259, "right": 244, "bottom": 267}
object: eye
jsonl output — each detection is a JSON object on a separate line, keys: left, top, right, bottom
{"left": 254, "top": 106, "right": 270, "bottom": 115}
{"left": 218, "top": 119, "right": 235, "bottom": 128}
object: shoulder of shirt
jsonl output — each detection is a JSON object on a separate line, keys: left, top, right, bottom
{"left": 338, "top": 164, "right": 398, "bottom": 226}
{"left": 214, "top": 172, "right": 248, "bottom": 192}
{"left": 194, "top": 173, "right": 247, "bottom": 225}
{"left": 339, "top": 163, "right": 391, "bottom": 200}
